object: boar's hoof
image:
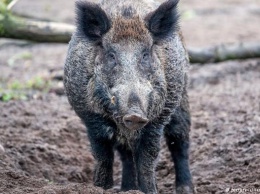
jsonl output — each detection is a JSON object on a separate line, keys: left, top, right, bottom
{"left": 176, "top": 185, "right": 195, "bottom": 194}
{"left": 123, "top": 114, "right": 148, "bottom": 130}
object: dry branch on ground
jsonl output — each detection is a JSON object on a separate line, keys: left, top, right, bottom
{"left": 0, "top": 1, "right": 75, "bottom": 43}
{"left": 188, "top": 42, "right": 260, "bottom": 63}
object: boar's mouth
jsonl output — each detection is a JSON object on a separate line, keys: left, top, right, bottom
{"left": 122, "top": 112, "right": 149, "bottom": 130}
{"left": 111, "top": 107, "right": 149, "bottom": 131}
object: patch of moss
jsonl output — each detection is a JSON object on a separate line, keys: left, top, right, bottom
{"left": 0, "top": 90, "right": 27, "bottom": 101}
{"left": 0, "top": 76, "right": 52, "bottom": 102}
{"left": 8, "top": 80, "right": 23, "bottom": 90}
{"left": 26, "top": 76, "right": 50, "bottom": 90}
{"left": 7, "top": 51, "right": 32, "bottom": 66}
{"left": 0, "top": 2, "right": 6, "bottom": 36}
{"left": 2, "top": 0, "right": 12, "bottom": 6}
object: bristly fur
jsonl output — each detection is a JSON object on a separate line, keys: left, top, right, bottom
{"left": 111, "top": 16, "right": 149, "bottom": 42}
{"left": 145, "top": 0, "right": 180, "bottom": 41}
{"left": 76, "top": 1, "right": 111, "bottom": 41}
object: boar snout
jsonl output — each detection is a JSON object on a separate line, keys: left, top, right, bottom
{"left": 122, "top": 91, "right": 149, "bottom": 130}
{"left": 123, "top": 112, "right": 148, "bottom": 130}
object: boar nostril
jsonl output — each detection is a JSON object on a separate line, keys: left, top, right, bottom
{"left": 125, "top": 119, "right": 133, "bottom": 124}
{"left": 123, "top": 114, "right": 149, "bottom": 130}
{"left": 124, "top": 120, "right": 133, "bottom": 127}
{"left": 138, "top": 120, "right": 147, "bottom": 124}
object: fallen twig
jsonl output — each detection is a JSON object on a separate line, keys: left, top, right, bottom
{"left": 188, "top": 42, "right": 260, "bottom": 64}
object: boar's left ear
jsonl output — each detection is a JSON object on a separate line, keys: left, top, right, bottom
{"left": 145, "top": 0, "right": 179, "bottom": 41}
{"left": 76, "top": 1, "right": 111, "bottom": 41}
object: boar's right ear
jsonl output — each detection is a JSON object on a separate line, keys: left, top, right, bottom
{"left": 145, "top": 0, "right": 179, "bottom": 42}
{"left": 76, "top": 1, "right": 111, "bottom": 41}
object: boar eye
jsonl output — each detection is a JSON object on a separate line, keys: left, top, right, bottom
{"left": 142, "top": 52, "right": 150, "bottom": 62}
{"left": 141, "top": 51, "right": 151, "bottom": 70}
{"left": 108, "top": 53, "right": 116, "bottom": 62}
{"left": 105, "top": 52, "right": 117, "bottom": 71}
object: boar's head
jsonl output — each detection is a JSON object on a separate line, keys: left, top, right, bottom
{"left": 75, "top": 0, "right": 185, "bottom": 132}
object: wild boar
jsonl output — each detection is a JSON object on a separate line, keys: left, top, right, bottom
{"left": 64, "top": 0, "right": 194, "bottom": 193}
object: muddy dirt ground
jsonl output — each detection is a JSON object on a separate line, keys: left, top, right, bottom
{"left": 0, "top": 0, "right": 260, "bottom": 194}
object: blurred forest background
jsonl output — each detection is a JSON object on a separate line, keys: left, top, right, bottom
{"left": 0, "top": 0, "right": 259, "bottom": 194}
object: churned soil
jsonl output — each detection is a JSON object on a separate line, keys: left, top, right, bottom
{"left": 0, "top": 0, "right": 260, "bottom": 193}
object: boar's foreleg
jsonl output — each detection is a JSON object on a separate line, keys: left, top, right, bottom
{"left": 117, "top": 144, "right": 138, "bottom": 191}
{"left": 135, "top": 126, "right": 163, "bottom": 194}
{"left": 165, "top": 100, "right": 194, "bottom": 194}
{"left": 84, "top": 114, "right": 116, "bottom": 190}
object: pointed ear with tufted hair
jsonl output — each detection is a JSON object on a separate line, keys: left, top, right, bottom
{"left": 76, "top": 1, "right": 111, "bottom": 41}
{"left": 145, "top": 0, "right": 180, "bottom": 42}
